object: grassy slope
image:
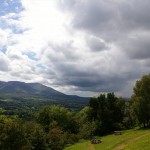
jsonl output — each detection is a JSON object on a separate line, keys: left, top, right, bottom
{"left": 64, "top": 141, "right": 89, "bottom": 150}
{"left": 64, "top": 129, "right": 150, "bottom": 150}
{"left": 124, "top": 133, "right": 150, "bottom": 150}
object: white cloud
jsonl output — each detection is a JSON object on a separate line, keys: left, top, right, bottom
{"left": 0, "top": 52, "right": 10, "bottom": 71}
{"left": 0, "top": 28, "right": 11, "bottom": 47}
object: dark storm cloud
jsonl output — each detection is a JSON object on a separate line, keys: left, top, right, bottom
{"left": 53, "top": 69, "right": 112, "bottom": 92}
{"left": 59, "top": 0, "right": 116, "bottom": 33}
{"left": 44, "top": 50, "right": 140, "bottom": 94}
{"left": 59, "top": 0, "right": 150, "bottom": 40}
{"left": 64, "top": 75, "right": 125, "bottom": 92}
{"left": 55, "top": 0, "right": 150, "bottom": 96}
{"left": 119, "top": 0, "right": 150, "bottom": 31}
{"left": 51, "top": 63, "right": 129, "bottom": 93}
{"left": 122, "top": 36, "right": 150, "bottom": 59}
{"left": 73, "top": 2, "right": 114, "bottom": 31}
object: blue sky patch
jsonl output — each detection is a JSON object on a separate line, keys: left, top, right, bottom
{"left": 23, "top": 51, "right": 38, "bottom": 61}
{"left": 0, "top": 0, "right": 24, "bottom": 16}
{"left": 11, "top": 25, "right": 27, "bottom": 34}
{"left": 0, "top": 47, "right": 7, "bottom": 53}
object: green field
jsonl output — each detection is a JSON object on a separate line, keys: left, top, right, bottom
{"left": 64, "top": 129, "right": 150, "bottom": 150}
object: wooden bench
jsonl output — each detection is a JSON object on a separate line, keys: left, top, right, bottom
{"left": 114, "top": 131, "right": 122, "bottom": 135}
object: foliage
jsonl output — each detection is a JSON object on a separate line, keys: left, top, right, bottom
{"left": 0, "top": 94, "right": 88, "bottom": 119}
{"left": 0, "top": 116, "right": 47, "bottom": 150}
{"left": 122, "top": 101, "right": 135, "bottom": 129}
{"left": 131, "top": 74, "right": 150, "bottom": 127}
{"left": 36, "top": 105, "right": 77, "bottom": 133}
{"left": 64, "top": 132, "right": 80, "bottom": 145}
{"left": 24, "top": 122, "right": 47, "bottom": 150}
{"left": 88, "top": 93, "right": 125, "bottom": 135}
{"left": 47, "top": 127, "right": 65, "bottom": 150}
{"left": 0, "top": 116, "right": 28, "bottom": 150}
{"left": 75, "top": 106, "right": 97, "bottom": 139}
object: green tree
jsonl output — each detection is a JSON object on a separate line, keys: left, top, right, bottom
{"left": 131, "top": 74, "right": 150, "bottom": 127}
{"left": 25, "top": 121, "right": 47, "bottom": 150}
{"left": 76, "top": 107, "right": 96, "bottom": 139}
{"left": 0, "top": 116, "right": 47, "bottom": 150}
{"left": 88, "top": 93, "right": 125, "bottom": 135}
{"left": 0, "top": 117, "right": 28, "bottom": 150}
{"left": 36, "top": 105, "right": 77, "bottom": 133}
{"left": 47, "top": 127, "right": 65, "bottom": 150}
{"left": 122, "top": 101, "right": 134, "bottom": 129}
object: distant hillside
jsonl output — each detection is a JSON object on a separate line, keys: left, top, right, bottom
{"left": 0, "top": 81, "right": 88, "bottom": 100}
{"left": 0, "top": 81, "right": 89, "bottom": 114}
{"left": 0, "top": 81, "right": 64, "bottom": 97}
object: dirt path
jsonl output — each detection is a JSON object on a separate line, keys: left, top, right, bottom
{"left": 113, "top": 131, "right": 150, "bottom": 150}
{"left": 88, "top": 143, "right": 95, "bottom": 150}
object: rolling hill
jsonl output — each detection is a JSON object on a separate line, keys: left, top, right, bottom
{"left": 0, "top": 81, "right": 88, "bottom": 100}
{"left": 0, "top": 81, "right": 89, "bottom": 117}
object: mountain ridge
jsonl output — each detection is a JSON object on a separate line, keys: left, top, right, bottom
{"left": 0, "top": 81, "right": 88, "bottom": 101}
{"left": 0, "top": 81, "right": 89, "bottom": 118}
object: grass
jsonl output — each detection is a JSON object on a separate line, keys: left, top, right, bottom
{"left": 124, "top": 133, "right": 150, "bottom": 150}
{"left": 64, "top": 141, "right": 90, "bottom": 150}
{"left": 64, "top": 129, "right": 150, "bottom": 150}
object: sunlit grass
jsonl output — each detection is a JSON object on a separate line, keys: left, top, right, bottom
{"left": 124, "top": 133, "right": 150, "bottom": 150}
{"left": 64, "top": 129, "right": 150, "bottom": 150}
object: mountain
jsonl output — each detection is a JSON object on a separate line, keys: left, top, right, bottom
{"left": 0, "top": 81, "right": 35, "bottom": 96}
{"left": 0, "top": 81, "right": 89, "bottom": 113}
{"left": 0, "top": 81, "right": 88, "bottom": 99}
{"left": 0, "top": 81, "right": 67, "bottom": 98}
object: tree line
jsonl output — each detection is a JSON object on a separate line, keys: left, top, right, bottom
{"left": 0, "top": 74, "right": 150, "bottom": 150}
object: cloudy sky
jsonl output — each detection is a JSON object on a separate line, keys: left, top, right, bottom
{"left": 0, "top": 0, "right": 150, "bottom": 97}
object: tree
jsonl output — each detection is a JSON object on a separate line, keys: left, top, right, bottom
{"left": 76, "top": 107, "right": 97, "bottom": 139}
{"left": 122, "top": 101, "right": 134, "bottom": 129}
{"left": 0, "top": 116, "right": 47, "bottom": 150}
{"left": 88, "top": 93, "right": 125, "bottom": 135}
{"left": 131, "top": 74, "right": 150, "bottom": 127}
{"left": 25, "top": 121, "right": 47, "bottom": 150}
{"left": 0, "top": 117, "right": 28, "bottom": 150}
{"left": 36, "top": 105, "right": 77, "bottom": 133}
{"left": 47, "top": 127, "right": 65, "bottom": 150}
